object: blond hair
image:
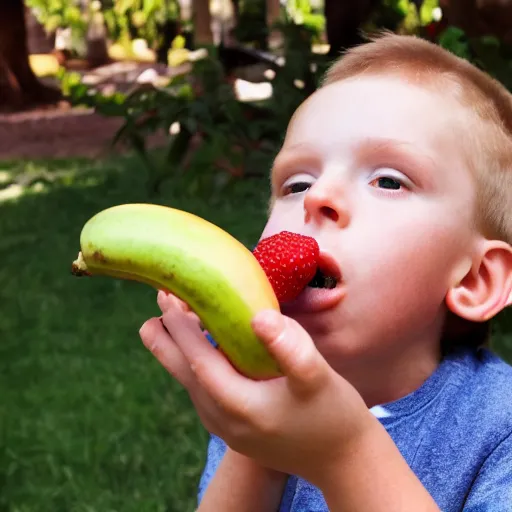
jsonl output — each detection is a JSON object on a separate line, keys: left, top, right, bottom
{"left": 322, "top": 32, "right": 512, "bottom": 246}
{"left": 321, "top": 33, "right": 512, "bottom": 352}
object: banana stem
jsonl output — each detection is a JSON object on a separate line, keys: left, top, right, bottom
{"left": 71, "top": 251, "right": 91, "bottom": 276}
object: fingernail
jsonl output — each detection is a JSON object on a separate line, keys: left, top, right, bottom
{"left": 139, "top": 322, "right": 149, "bottom": 338}
{"left": 157, "top": 290, "right": 169, "bottom": 312}
{"left": 252, "top": 309, "right": 285, "bottom": 339}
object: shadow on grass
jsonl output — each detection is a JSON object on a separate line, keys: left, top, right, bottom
{"left": 0, "top": 155, "right": 270, "bottom": 512}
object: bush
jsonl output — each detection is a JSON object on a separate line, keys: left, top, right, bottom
{"left": 58, "top": 18, "right": 327, "bottom": 194}
{"left": 57, "top": 5, "right": 512, "bottom": 196}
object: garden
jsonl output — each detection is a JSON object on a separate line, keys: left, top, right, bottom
{"left": 1, "top": 0, "right": 512, "bottom": 510}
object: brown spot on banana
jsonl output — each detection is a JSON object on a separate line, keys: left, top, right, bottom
{"left": 92, "top": 250, "right": 108, "bottom": 263}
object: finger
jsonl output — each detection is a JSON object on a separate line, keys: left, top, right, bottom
{"left": 162, "top": 308, "right": 256, "bottom": 415}
{"left": 157, "top": 289, "right": 190, "bottom": 312}
{"left": 140, "top": 317, "right": 226, "bottom": 437}
{"left": 139, "top": 317, "right": 195, "bottom": 388}
{"left": 141, "top": 314, "right": 249, "bottom": 436}
{"left": 161, "top": 307, "right": 228, "bottom": 371}
{"left": 157, "top": 290, "right": 202, "bottom": 326}
{"left": 156, "top": 313, "right": 237, "bottom": 436}
{"left": 251, "top": 309, "right": 328, "bottom": 396}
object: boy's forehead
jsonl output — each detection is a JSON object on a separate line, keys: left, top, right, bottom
{"left": 281, "top": 75, "right": 471, "bottom": 159}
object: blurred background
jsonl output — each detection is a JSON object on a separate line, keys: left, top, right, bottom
{"left": 1, "top": 0, "right": 511, "bottom": 510}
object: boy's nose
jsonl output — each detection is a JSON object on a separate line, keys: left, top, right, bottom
{"left": 303, "top": 181, "right": 350, "bottom": 228}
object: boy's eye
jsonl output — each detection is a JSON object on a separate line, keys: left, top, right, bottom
{"left": 378, "top": 177, "right": 401, "bottom": 190}
{"left": 284, "top": 181, "right": 311, "bottom": 195}
{"left": 371, "top": 176, "right": 403, "bottom": 190}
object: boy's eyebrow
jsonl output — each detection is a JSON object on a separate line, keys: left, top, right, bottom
{"left": 354, "top": 137, "right": 438, "bottom": 188}
{"left": 270, "top": 143, "right": 320, "bottom": 176}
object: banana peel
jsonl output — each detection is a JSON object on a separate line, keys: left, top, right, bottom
{"left": 71, "top": 203, "right": 282, "bottom": 380}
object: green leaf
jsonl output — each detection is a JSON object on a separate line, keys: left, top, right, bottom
{"left": 116, "top": 0, "right": 140, "bottom": 15}
{"left": 143, "top": 0, "right": 160, "bottom": 16}
{"left": 438, "top": 26, "right": 472, "bottom": 61}
{"left": 112, "top": 119, "right": 136, "bottom": 148}
{"left": 419, "top": 0, "right": 439, "bottom": 25}
{"left": 65, "top": 6, "right": 82, "bottom": 24}
{"left": 131, "top": 10, "right": 146, "bottom": 27}
{"left": 45, "top": 14, "right": 63, "bottom": 32}
{"left": 165, "top": 128, "right": 193, "bottom": 168}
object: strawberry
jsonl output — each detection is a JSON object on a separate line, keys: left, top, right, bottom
{"left": 253, "top": 231, "right": 320, "bottom": 302}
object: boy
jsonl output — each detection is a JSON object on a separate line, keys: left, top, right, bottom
{"left": 139, "top": 33, "right": 512, "bottom": 511}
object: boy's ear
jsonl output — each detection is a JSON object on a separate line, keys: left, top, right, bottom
{"left": 446, "top": 240, "right": 512, "bottom": 322}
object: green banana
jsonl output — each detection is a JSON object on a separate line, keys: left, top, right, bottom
{"left": 71, "top": 203, "right": 282, "bottom": 380}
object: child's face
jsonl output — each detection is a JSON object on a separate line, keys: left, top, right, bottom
{"left": 262, "top": 74, "right": 478, "bottom": 370}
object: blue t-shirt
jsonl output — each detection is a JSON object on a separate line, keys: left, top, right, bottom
{"left": 197, "top": 347, "right": 512, "bottom": 511}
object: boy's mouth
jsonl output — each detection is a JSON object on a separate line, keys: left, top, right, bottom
{"left": 307, "top": 252, "right": 342, "bottom": 289}
{"left": 281, "top": 251, "right": 345, "bottom": 314}
{"left": 307, "top": 268, "right": 338, "bottom": 289}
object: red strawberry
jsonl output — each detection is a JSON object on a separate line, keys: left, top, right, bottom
{"left": 253, "top": 231, "right": 319, "bottom": 302}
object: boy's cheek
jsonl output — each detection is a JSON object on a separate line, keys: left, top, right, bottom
{"left": 260, "top": 203, "right": 305, "bottom": 240}
{"left": 260, "top": 219, "right": 280, "bottom": 240}
{"left": 350, "top": 231, "right": 457, "bottom": 308}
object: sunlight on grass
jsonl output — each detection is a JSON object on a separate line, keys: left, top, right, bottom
{"left": 0, "top": 153, "right": 270, "bottom": 511}
{"left": 0, "top": 160, "right": 108, "bottom": 204}
{"left": 0, "top": 170, "right": 11, "bottom": 184}
{"left": 0, "top": 184, "right": 23, "bottom": 202}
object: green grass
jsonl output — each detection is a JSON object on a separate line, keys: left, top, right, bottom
{"left": 0, "top": 155, "right": 271, "bottom": 512}
{"left": 0, "top": 153, "right": 511, "bottom": 511}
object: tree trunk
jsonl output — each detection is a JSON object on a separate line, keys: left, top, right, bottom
{"left": 193, "top": 0, "right": 214, "bottom": 46}
{"left": 25, "top": 6, "right": 55, "bottom": 54}
{"left": 324, "top": 0, "right": 380, "bottom": 57}
{"left": 85, "top": 0, "right": 110, "bottom": 68}
{"left": 266, "top": 0, "right": 282, "bottom": 48}
{"left": 0, "top": 0, "right": 61, "bottom": 112}
{"left": 266, "top": 0, "right": 281, "bottom": 30}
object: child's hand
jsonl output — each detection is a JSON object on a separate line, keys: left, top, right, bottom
{"left": 139, "top": 290, "right": 378, "bottom": 488}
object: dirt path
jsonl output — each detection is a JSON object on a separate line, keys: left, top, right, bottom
{"left": 0, "top": 105, "right": 167, "bottom": 160}
{"left": 0, "top": 60, "right": 188, "bottom": 161}
{"left": 1, "top": 107, "right": 119, "bottom": 160}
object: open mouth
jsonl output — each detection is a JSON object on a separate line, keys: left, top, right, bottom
{"left": 280, "top": 251, "right": 345, "bottom": 313}
{"left": 307, "top": 268, "right": 338, "bottom": 289}
{"left": 306, "top": 253, "right": 341, "bottom": 290}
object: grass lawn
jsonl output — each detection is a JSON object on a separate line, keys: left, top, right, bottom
{"left": 1, "top": 153, "right": 511, "bottom": 511}
{"left": 0, "top": 154, "right": 271, "bottom": 512}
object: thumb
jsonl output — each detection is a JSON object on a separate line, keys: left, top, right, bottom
{"left": 251, "top": 309, "right": 328, "bottom": 394}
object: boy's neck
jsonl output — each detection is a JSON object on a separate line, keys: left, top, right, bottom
{"left": 337, "top": 339, "right": 442, "bottom": 409}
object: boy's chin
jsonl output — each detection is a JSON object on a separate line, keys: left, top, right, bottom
{"left": 283, "top": 307, "right": 339, "bottom": 341}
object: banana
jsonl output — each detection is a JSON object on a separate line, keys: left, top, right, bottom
{"left": 71, "top": 203, "right": 282, "bottom": 380}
